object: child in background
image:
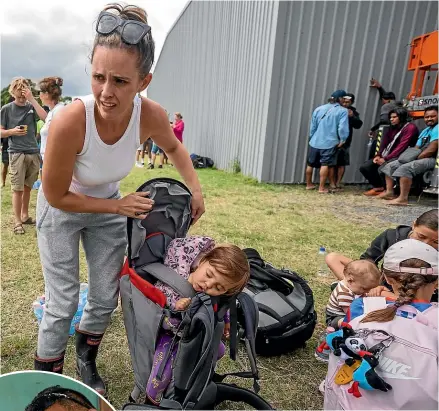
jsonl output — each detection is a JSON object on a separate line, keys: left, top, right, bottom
{"left": 315, "top": 260, "right": 381, "bottom": 362}
{"left": 146, "top": 236, "right": 250, "bottom": 405}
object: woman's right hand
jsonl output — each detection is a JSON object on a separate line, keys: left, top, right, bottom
{"left": 117, "top": 192, "right": 155, "bottom": 219}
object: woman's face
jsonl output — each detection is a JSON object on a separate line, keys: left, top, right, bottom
{"left": 91, "top": 46, "right": 151, "bottom": 121}
{"left": 39, "top": 91, "right": 50, "bottom": 106}
{"left": 410, "top": 224, "right": 439, "bottom": 250}
{"left": 389, "top": 113, "right": 400, "bottom": 126}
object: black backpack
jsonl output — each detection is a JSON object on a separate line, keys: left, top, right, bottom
{"left": 239, "top": 249, "right": 317, "bottom": 356}
{"left": 190, "top": 153, "right": 214, "bottom": 169}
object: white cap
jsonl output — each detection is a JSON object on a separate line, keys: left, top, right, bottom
{"left": 383, "top": 239, "right": 438, "bottom": 275}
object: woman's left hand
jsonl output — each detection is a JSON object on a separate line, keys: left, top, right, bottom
{"left": 191, "top": 191, "right": 205, "bottom": 225}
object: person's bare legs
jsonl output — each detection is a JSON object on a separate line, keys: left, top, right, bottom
{"left": 325, "top": 252, "right": 353, "bottom": 280}
{"left": 305, "top": 166, "right": 316, "bottom": 189}
{"left": 21, "top": 185, "right": 32, "bottom": 222}
{"left": 386, "top": 177, "right": 412, "bottom": 206}
{"left": 336, "top": 166, "right": 345, "bottom": 187}
{"left": 1, "top": 163, "right": 8, "bottom": 187}
{"left": 377, "top": 175, "right": 396, "bottom": 199}
{"left": 328, "top": 167, "right": 337, "bottom": 189}
{"left": 319, "top": 166, "right": 329, "bottom": 192}
{"left": 159, "top": 153, "right": 165, "bottom": 167}
{"left": 12, "top": 190, "right": 24, "bottom": 226}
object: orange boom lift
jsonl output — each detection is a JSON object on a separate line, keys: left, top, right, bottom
{"left": 406, "top": 30, "right": 438, "bottom": 118}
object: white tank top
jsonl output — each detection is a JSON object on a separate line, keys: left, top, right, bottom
{"left": 69, "top": 94, "right": 141, "bottom": 198}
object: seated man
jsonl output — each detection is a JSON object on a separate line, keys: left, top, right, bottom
{"left": 378, "top": 105, "right": 438, "bottom": 205}
{"left": 360, "top": 107, "right": 418, "bottom": 196}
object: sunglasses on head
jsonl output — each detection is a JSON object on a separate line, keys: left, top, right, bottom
{"left": 27, "top": 390, "right": 95, "bottom": 410}
{"left": 96, "top": 11, "right": 151, "bottom": 45}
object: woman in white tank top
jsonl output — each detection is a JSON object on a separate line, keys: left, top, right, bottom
{"left": 34, "top": 4, "right": 205, "bottom": 396}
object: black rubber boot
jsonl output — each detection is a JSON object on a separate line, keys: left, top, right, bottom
{"left": 34, "top": 352, "right": 65, "bottom": 373}
{"left": 75, "top": 327, "right": 106, "bottom": 396}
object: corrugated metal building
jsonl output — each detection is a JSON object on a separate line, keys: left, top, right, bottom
{"left": 148, "top": 1, "right": 438, "bottom": 183}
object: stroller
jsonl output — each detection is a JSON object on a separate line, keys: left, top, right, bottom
{"left": 119, "top": 178, "right": 273, "bottom": 410}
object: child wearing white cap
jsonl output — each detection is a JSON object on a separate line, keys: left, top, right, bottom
{"left": 346, "top": 238, "right": 438, "bottom": 322}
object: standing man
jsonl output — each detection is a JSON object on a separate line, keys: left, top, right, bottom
{"left": 172, "top": 112, "right": 185, "bottom": 144}
{"left": 306, "top": 90, "right": 349, "bottom": 193}
{"left": 335, "top": 93, "right": 363, "bottom": 188}
{"left": 0, "top": 77, "right": 47, "bottom": 234}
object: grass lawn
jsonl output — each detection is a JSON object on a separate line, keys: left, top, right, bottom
{"left": 1, "top": 166, "right": 387, "bottom": 409}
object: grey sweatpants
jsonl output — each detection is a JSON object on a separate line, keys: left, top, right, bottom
{"left": 36, "top": 188, "right": 127, "bottom": 358}
{"left": 380, "top": 157, "right": 436, "bottom": 179}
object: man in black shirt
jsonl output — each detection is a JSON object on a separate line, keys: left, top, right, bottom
{"left": 334, "top": 93, "right": 363, "bottom": 188}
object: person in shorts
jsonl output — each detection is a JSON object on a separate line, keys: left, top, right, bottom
{"left": 148, "top": 142, "right": 164, "bottom": 169}
{"left": 305, "top": 90, "right": 349, "bottom": 193}
{"left": 0, "top": 77, "right": 47, "bottom": 234}
{"left": 334, "top": 93, "right": 363, "bottom": 188}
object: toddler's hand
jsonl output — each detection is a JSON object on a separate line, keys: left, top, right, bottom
{"left": 223, "top": 322, "right": 230, "bottom": 340}
{"left": 366, "top": 286, "right": 387, "bottom": 297}
{"left": 175, "top": 298, "right": 191, "bottom": 311}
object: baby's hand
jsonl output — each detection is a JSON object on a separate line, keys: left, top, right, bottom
{"left": 366, "top": 286, "right": 387, "bottom": 297}
{"left": 175, "top": 298, "right": 191, "bottom": 311}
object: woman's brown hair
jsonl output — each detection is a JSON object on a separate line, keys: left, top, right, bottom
{"left": 91, "top": 3, "right": 155, "bottom": 77}
{"left": 38, "top": 77, "right": 63, "bottom": 103}
{"left": 200, "top": 244, "right": 250, "bottom": 296}
{"left": 361, "top": 258, "right": 437, "bottom": 323}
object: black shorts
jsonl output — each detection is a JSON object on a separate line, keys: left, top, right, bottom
{"left": 307, "top": 146, "right": 338, "bottom": 168}
{"left": 336, "top": 147, "right": 350, "bottom": 166}
{"left": 2, "top": 150, "right": 9, "bottom": 165}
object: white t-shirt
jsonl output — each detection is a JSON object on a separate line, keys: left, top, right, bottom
{"left": 40, "top": 102, "right": 65, "bottom": 159}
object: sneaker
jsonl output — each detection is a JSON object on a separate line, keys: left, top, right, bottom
{"left": 135, "top": 162, "right": 143, "bottom": 168}
{"left": 363, "top": 187, "right": 384, "bottom": 196}
{"left": 158, "top": 165, "right": 163, "bottom": 169}
{"left": 315, "top": 341, "right": 330, "bottom": 363}
{"left": 147, "top": 164, "right": 154, "bottom": 169}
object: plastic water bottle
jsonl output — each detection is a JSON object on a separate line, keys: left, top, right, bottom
{"left": 317, "top": 246, "right": 329, "bottom": 277}
{"left": 367, "top": 137, "right": 373, "bottom": 147}
{"left": 69, "top": 283, "right": 89, "bottom": 335}
{"left": 32, "top": 301, "right": 44, "bottom": 324}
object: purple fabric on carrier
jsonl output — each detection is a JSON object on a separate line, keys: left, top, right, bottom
{"left": 146, "top": 333, "right": 226, "bottom": 404}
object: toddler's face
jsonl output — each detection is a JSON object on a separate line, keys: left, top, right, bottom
{"left": 346, "top": 275, "right": 374, "bottom": 295}
{"left": 188, "top": 261, "right": 233, "bottom": 296}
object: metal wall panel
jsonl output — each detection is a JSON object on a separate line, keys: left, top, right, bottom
{"left": 148, "top": 0, "right": 279, "bottom": 179}
{"left": 148, "top": 1, "right": 438, "bottom": 183}
{"left": 263, "top": 0, "right": 438, "bottom": 183}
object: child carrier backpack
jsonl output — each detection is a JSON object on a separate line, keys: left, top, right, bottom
{"left": 119, "top": 178, "right": 273, "bottom": 410}
{"left": 324, "top": 298, "right": 438, "bottom": 410}
{"left": 238, "top": 249, "right": 317, "bottom": 356}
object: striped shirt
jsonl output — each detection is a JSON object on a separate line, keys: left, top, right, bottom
{"left": 327, "top": 281, "right": 356, "bottom": 316}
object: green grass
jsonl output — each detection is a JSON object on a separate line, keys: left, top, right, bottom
{"left": 1, "top": 167, "right": 387, "bottom": 409}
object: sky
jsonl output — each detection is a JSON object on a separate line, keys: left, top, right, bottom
{"left": 0, "top": 0, "right": 188, "bottom": 97}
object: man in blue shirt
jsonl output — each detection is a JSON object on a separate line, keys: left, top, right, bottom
{"left": 378, "top": 105, "right": 438, "bottom": 206}
{"left": 306, "top": 90, "right": 349, "bottom": 193}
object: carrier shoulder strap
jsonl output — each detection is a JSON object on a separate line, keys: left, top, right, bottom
{"left": 140, "top": 263, "right": 196, "bottom": 298}
{"left": 127, "top": 217, "right": 134, "bottom": 268}
{"left": 216, "top": 293, "right": 260, "bottom": 393}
